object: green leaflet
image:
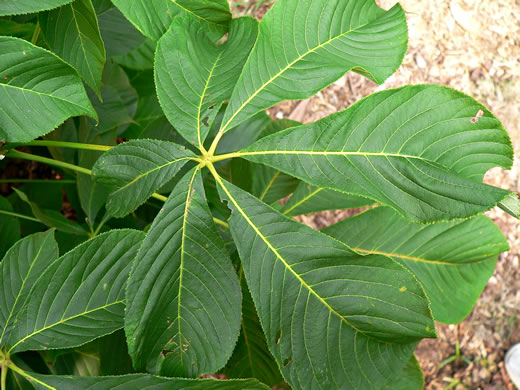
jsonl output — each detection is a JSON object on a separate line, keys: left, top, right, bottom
{"left": 0, "top": 36, "right": 97, "bottom": 143}
{"left": 282, "top": 183, "right": 372, "bottom": 217}
{"left": 6, "top": 229, "right": 144, "bottom": 353}
{"left": 324, "top": 207, "right": 509, "bottom": 324}
{"left": 251, "top": 164, "right": 299, "bottom": 205}
{"left": 0, "top": 19, "right": 35, "bottom": 40}
{"left": 0, "top": 0, "right": 73, "bottom": 16}
{"left": 77, "top": 172, "right": 108, "bottom": 227}
{"left": 97, "top": 7, "right": 146, "bottom": 57}
{"left": 114, "top": 38, "right": 156, "bottom": 70}
{"left": 39, "top": 0, "right": 106, "bottom": 95}
{"left": 13, "top": 188, "right": 88, "bottom": 235}
{"left": 28, "top": 373, "right": 269, "bottom": 390}
{"left": 224, "top": 268, "right": 283, "bottom": 386}
{"left": 241, "top": 85, "right": 514, "bottom": 222}
{"left": 125, "top": 168, "right": 241, "bottom": 377}
{"left": 111, "top": 0, "right": 232, "bottom": 41}
{"left": 92, "top": 139, "right": 195, "bottom": 217}
{"left": 383, "top": 355, "right": 424, "bottom": 390}
{"left": 216, "top": 0, "right": 407, "bottom": 134}
{"left": 214, "top": 172, "right": 435, "bottom": 389}
{"left": 250, "top": 120, "right": 301, "bottom": 205}
{"left": 0, "top": 196, "right": 21, "bottom": 258}
{"left": 0, "top": 230, "right": 58, "bottom": 347}
{"left": 155, "top": 16, "right": 258, "bottom": 148}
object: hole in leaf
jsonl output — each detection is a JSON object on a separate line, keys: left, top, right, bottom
{"left": 283, "top": 357, "right": 292, "bottom": 366}
{"left": 275, "top": 330, "right": 282, "bottom": 344}
{"left": 201, "top": 116, "right": 209, "bottom": 127}
{"left": 215, "top": 33, "right": 229, "bottom": 46}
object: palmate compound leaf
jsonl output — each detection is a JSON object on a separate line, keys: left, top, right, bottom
{"left": 5, "top": 229, "right": 144, "bottom": 354}
{"left": 92, "top": 139, "right": 196, "bottom": 217}
{"left": 28, "top": 373, "right": 269, "bottom": 390}
{"left": 215, "top": 0, "right": 407, "bottom": 136}
{"left": 324, "top": 207, "right": 509, "bottom": 324}
{"left": 125, "top": 168, "right": 241, "bottom": 377}
{"left": 0, "top": 0, "right": 73, "bottom": 16}
{"left": 0, "top": 36, "right": 97, "bottom": 143}
{"left": 155, "top": 15, "right": 258, "bottom": 148}
{"left": 240, "top": 85, "right": 514, "bottom": 223}
{"left": 39, "top": 0, "right": 106, "bottom": 95}
{"left": 111, "top": 0, "right": 232, "bottom": 41}
{"left": 212, "top": 172, "right": 436, "bottom": 389}
{"left": 0, "top": 230, "right": 58, "bottom": 347}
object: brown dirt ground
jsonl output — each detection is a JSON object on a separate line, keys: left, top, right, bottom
{"left": 234, "top": 0, "right": 520, "bottom": 388}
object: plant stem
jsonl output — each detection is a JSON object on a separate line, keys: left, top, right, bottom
{"left": 6, "top": 150, "right": 92, "bottom": 176}
{"left": 5, "top": 140, "right": 112, "bottom": 152}
{"left": 6, "top": 150, "right": 231, "bottom": 228}
{"left": 7, "top": 361, "right": 55, "bottom": 390}
{"left": 31, "top": 23, "right": 40, "bottom": 45}
{"left": 0, "top": 179, "right": 75, "bottom": 184}
{"left": 1, "top": 362, "right": 7, "bottom": 390}
{"left": 0, "top": 209, "right": 40, "bottom": 223}
{"left": 151, "top": 193, "right": 168, "bottom": 202}
{"left": 209, "top": 151, "right": 242, "bottom": 163}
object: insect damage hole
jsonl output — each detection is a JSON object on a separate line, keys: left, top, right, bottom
{"left": 470, "top": 109, "right": 484, "bottom": 123}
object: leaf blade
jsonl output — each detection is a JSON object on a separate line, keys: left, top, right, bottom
{"left": 39, "top": 0, "right": 106, "bottom": 94}
{"left": 214, "top": 172, "right": 435, "bottom": 389}
{"left": 155, "top": 16, "right": 258, "bottom": 148}
{"left": 0, "top": 0, "right": 73, "bottom": 16}
{"left": 28, "top": 373, "right": 270, "bottom": 390}
{"left": 241, "top": 85, "right": 514, "bottom": 222}
{"left": 324, "top": 207, "right": 509, "bottom": 323}
{"left": 125, "top": 168, "right": 241, "bottom": 377}
{"left": 0, "top": 36, "right": 97, "bottom": 143}
{"left": 92, "top": 139, "right": 195, "bottom": 217}
{"left": 6, "top": 229, "right": 144, "bottom": 353}
{"left": 111, "top": 0, "right": 232, "bottom": 41}
{"left": 282, "top": 183, "right": 372, "bottom": 217}
{"left": 218, "top": 0, "right": 407, "bottom": 133}
{"left": 0, "top": 230, "right": 58, "bottom": 347}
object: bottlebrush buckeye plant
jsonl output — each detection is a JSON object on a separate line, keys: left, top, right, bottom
{"left": 0, "top": 0, "right": 518, "bottom": 389}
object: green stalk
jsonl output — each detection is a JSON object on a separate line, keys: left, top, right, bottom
{"left": 1, "top": 361, "right": 6, "bottom": 390}
{"left": 0, "top": 209, "right": 40, "bottom": 223}
{"left": 6, "top": 150, "right": 92, "bottom": 176}
{"left": 5, "top": 140, "right": 112, "bottom": 152}
{"left": 6, "top": 150, "right": 232, "bottom": 229}
{"left": 0, "top": 179, "right": 75, "bottom": 184}
{"left": 31, "top": 22, "right": 40, "bottom": 45}
{"left": 7, "top": 362, "right": 55, "bottom": 390}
